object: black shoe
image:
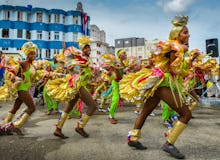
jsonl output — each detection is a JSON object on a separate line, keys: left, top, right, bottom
{"left": 75, "top": 127, "right": 89, "bottom": 138}
{"left": 162, "top": 144, "right": 185, "bottom": 159}
{"left": 128, "top": 141, "right": 147, "bottom": 150}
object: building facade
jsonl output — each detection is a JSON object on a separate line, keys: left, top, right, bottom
{"left": 0, "top": 3, "right": 90, "bottom": 59}
{"left": 115, "top": 37, "right": 159, "bottom": 59}
{"left": 90, "top": 24, "right": 112, "bottom": 66}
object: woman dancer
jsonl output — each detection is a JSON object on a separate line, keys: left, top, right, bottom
{"left": 3, "top": 42, "right": 37, "bottom": 135}
{"left": 120, "top": 15, "right": 192, "bottom": 159}
{"left": 46, "top": 36, "right": 97, "bottom": 139}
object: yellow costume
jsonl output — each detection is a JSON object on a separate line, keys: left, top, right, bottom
{"left": 120, "top": 40, "right": 185, "bottom": 105}
{"left": 126, "top": 16, "right": 194, "bottom": 158}
{"left": 0, "top": 55, "right": 21, "bottom": 102}
{"left": 45, "top": 46, "right": 83, "bottom": 102}
{"left": 51, "top": 36, "right": 95, "bottom": 137}
{"left": 1, "top": 42, "right": 38, "bottom": 130}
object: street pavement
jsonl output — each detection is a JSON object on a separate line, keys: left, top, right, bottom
{"left": 0, "top": 100, "right": 220, "bottom": 160}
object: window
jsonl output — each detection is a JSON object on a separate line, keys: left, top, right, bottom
{"left": 36, "top": 49, "right": 42, "bottom": 58}
{"left": 27, "top": 13, "right": 31, "bottom": 22}
{"left": 17, "top": 11, "right": 22, "bottom": 21}
{"left": 73, "top": 16, "right": 78, "bottom": 24}
{"left": 54, "top": 32, "right": 59, "bottom": 40}
{"left": 2, "top": 48, "right": 8, "bottom": 50}
{"left": 125, "top": 40, "right": 129, "bottom": 44}
{"left": 48, "top": 15, "right": 51, "bottom": 23}
{"left": 54, "top": 49, "right": 59, "bottom": 54}
{"left": 17, "top": 29, "right": 23, "bottom": 38}
{"left": 37, "top": 31, "right": 42, "bottom": 40}
{"left": 48, "top": 32, "right": 51, "bottom": 40}
{"left": 96, "top": 43, "right": 101, "bottom": 47}
{"left": 46, "top": 50, "right": 51, "bottom": 58}
{"left": 3, "top": 11, "right": 10, "bottom": 20}
{"left": 54, "top": 14, "right": 60, "bottom": 23}
{"left": 138, "top": 47, "right": 142, "bottom": 51}
{"left": 73, "top": 33, "right": 77, "bottom": 41}
{"left": 26, "top": 31, "right": 31, "bottom": 39}
{"left": 37, "top": 12, "right": 42, "bottom": 22}
{"left": 17, "top": 48, "right": 21, "bottom": 50}
{"left": 117, "top": 41, "right": 120, "bottom": 44}
{"left": 62, "top": 33, "right": 65, "bottom": 41}
{"left": 2, "top": 29, "right": 9, "bottom": 38}
{"left": 63, "top": 15, "right": 65, "bottom": 24}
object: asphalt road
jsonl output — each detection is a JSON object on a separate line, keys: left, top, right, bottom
{"left": 0, "top": 101, "right": 220, "bottom": 160}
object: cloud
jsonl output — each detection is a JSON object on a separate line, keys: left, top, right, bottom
{"left": 158, "top": 0, "right": 195, "bottom": 13}
{"left": 1, "top": 0, "right": 219, "bottom": 52}
{"left": 86, "top": 1, "right": 171, "bottom": 45}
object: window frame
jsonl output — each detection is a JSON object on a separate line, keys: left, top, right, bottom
{"left": 73, "top": 16, "right": 78, "bottom": 25}
{"left": 37, "top": 30, "right": 43, "bottom": 40}
{"left": 17, "top": 29, "right": 23, "bottom": 38}
{"left": 54, "top": 14, "right": 60, "bottom": 23}
{"left": 2, "top": 29, "right": 9, "bottom": 38}
{"left": 17, "top": 11, "right": 23, "bottom": 21}
{"left": 36, "top": 12, "right": 43, "bottom": 22}
{"left": 54, "top": 32, "right": 60, "bottom": 40}
{"left": 4, "top": 10, "right": 10, "bottom": 20}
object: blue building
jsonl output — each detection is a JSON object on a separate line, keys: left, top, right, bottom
{"left": 0, "top": 3, "right": 90, "bottom": 59}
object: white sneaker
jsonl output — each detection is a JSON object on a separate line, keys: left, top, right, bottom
{"left": 134, "top": 110, "right": 139, "bottom": 114}
{"left": 37, "top": 94, "right": 42, "bottom": 98}
{"left": 98, "top": 108, "right": 102, "bottom": 112}
{"left": 101, "top": 109, "right": 107, "bottom": 112}
{"left": 150, "top": 112, "right": 155, "bottom": 116}
{"left": 98, "top": 108, "right": 107, "bottom": 113}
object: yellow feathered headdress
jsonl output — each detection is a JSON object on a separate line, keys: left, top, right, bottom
{"left": 78, "top": 36, "right": 91, "bottom": 50}
{"left": 117, "top": 49, "right": 126, "bottom": 58}
{"left": 169, "top": 15, "right": 188, "bottom": 40}
{"left": 21, "top": 41, "right": 37, "bottom": 56}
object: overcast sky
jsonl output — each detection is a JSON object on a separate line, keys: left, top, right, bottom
{"left": 1, "top": 0, "right": 220, "bottom": 52}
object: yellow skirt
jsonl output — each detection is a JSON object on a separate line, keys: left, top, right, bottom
{"left": 0, "top": 83, "right": 18, "bottom": 102}
{"left": 46, "top": 74, "right": 81, "bottom": 102}
{"left": 119, "top": 68, "right": 164, "bottom": 104}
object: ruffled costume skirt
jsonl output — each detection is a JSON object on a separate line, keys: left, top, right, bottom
{"left": 119, "top": 68, "right": 165, "bottom": 104}
{"left": 45, "top": 74, "right": 81, "bottom": 102}
{"left": 0, "top": 83, "right": 18, "bottom": 102}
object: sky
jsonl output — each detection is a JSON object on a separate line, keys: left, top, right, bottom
{"left": 1, "top": 0, "right": 220, "bottom": 52}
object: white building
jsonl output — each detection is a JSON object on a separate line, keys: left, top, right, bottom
{"left": 0, "top": 2, "right": 90, "bottom": 59}
{"left": 90, "top": 24, "right": 112, "bottom": 66}
{"left": 115, "top": 37, "right": 159, "bottom": 59}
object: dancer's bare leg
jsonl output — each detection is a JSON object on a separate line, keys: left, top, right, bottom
{"left": 54, "top": 94, "right": 80, "bottom": 139}
{"left": 79, "top": 87, "right": 97, "bottom": 116}
{"left": 74, "top": 87, "right": 97, "bottom": 137}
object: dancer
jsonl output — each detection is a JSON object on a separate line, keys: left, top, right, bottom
{"left": 42, "top": 62, "right": 59, "bottom": 115}
{"left": 94, "top": 69, "right": 113, "bottom": 112}
{"left": 2, "top": 42, "right": 37, "bottom": 135}
{"left": 46, "top": 36, "right": 97, "bottom": 139}
{"left": 100, "top": 53, "right": 123, "bottom": 124}
{"left": 120, "top": 15, "right": 192, "bottom": 159}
